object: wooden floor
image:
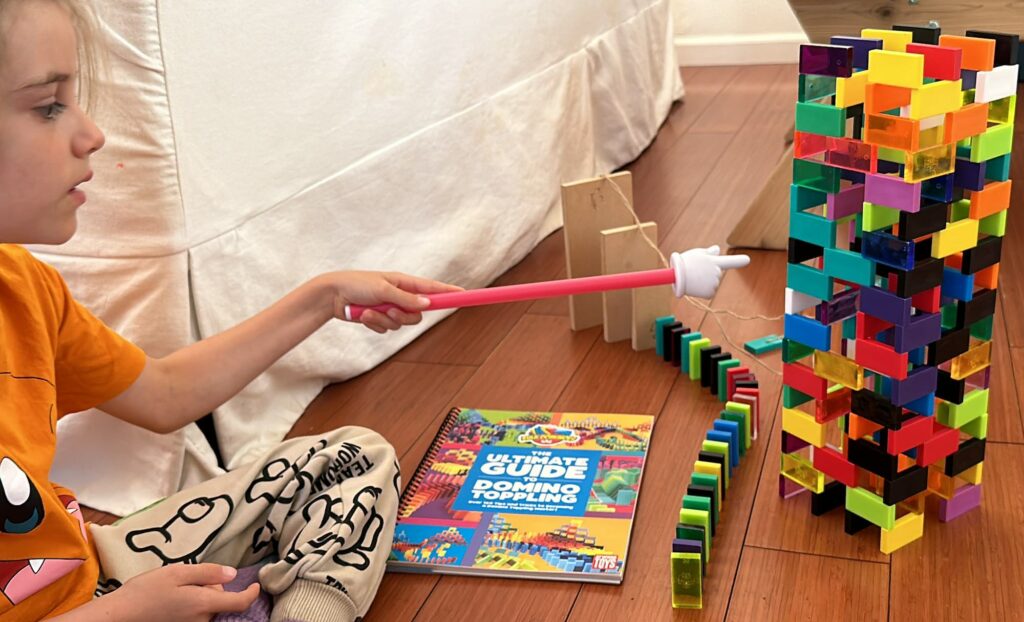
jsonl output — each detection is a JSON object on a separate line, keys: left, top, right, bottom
{"left": 305, "top": 66, "right": 1024, "bottom": 621}
{"left": 88, "top": 65, "right": 1024, "bottom": 621}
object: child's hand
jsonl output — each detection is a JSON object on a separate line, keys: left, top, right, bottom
{"left": 325, "top": 271, "right": 462, "bottom": 333}
{"left": 105, "top": 564, "right": 260, "bottom": 621}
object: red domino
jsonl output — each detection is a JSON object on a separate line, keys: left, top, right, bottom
{"left": 886, "top": 415, "right": 934, "bottom": 455}
{"left": 906, "top": 43, "right": 963, "bottom": 81}
{"left": 731, "top": 392, "right": 759, "bottom": 439}
{"left": 727, "top": 366, "right": 750, "bottom": 401}
{"left": 813, "top": 446, "right": 858, "bottom": 487}
{"left": 912, "top": 286, "right": 941, "bottom": 314}
{"left": 855, "top": 338, "right": 910, "bottom": 380}
{"left": 783, "top": 362, "right": 828, "bottom": 400}
{"left": 856, "top": 312, "right": 892, "bottom": 341}
{"left": 917, "top": 423, "right": 960, "bottom": 466}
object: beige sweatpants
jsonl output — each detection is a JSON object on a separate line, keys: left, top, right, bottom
{"left": 89, "top": 427, "right": 400, "bottom": 622}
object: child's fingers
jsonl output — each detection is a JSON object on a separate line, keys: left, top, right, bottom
{"left": 387, "top": 308, "right": 422, "bottom": 326}
{"left": 387, "top": 272, "right": 463, "bottom": 295}
{"left": 361, "top": 310, "right": 400, "bottom": 332}
{"left": 172, "top": 563, "right": 237, "bottom": 587}
{"left": 195, "top": 582, "right": 262, "bottom": 614}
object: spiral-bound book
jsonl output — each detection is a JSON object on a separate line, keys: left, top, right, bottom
{"left": 387, "top": 407, "right": 654, "bottom": 584}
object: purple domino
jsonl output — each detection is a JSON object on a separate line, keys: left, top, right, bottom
{"left": 800, "top": 44, "right": 854, "bottom": 77}
{"left": 827, "top": 183, "right": 865, "bottom": 220}
{"left": 894, "top": 312, "right": 942, "bottom": 353}
{"left": 672, "top": 539, "right": 704, "bottom": 554}
{"left": 860, "top": 286, "right": 913, "bottom": 326}
{"left": 938, "top": 483, "right": 982, "bottom": 522}
{"left": 890, "top": 365, "right": 938, "bottom": 406}
{"left": 782, "top": 430, "right": 811, "bottom": 453}
{"left": 954, "top": 158, "right": 987, "bottom": 191}
{"left": 865, "top": 173, "right": 923, "bottom": 212}
{"left": 779, "top": 474, "right": 807, "bottom": 499}
{"left": 830, "top": 36, "right": 883, "bottom": 69}
{"left": 816, "top": 288, "right": 859, "bottom": 324}
{"left": 965, "top": 366, "right": 991, "bottom": 389}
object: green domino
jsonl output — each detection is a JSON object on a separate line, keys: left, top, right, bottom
{"left": 688, "top": 338, "right": 711, "bottom": 381}
{"left": 961, "top": 412, "right": 989, "bottom": 439}
{"left": 824, "top": 247, "right": 875, "bottom": 287}
{"left": 717, "top": 359, "right": 742, "bottom": 402}
{"left": 783, "top": 338, "right": 815, "bottom": 363}
{"left": 845, "top": 487, "right": 894, "bottom": 530}
{"left": 979, "top": 209, "right": 1007, "bottom": 237}
{"left": 862, "top": 202, "right": 900, "bottom": 231}
{"left": 683, "top": 495, "right": 714, "bottom": 532}
{"left": 724, "top": 401, "right": 752, "bottom": 451}
{"left": 937, "top": 388, "right": 989, "bottom": 429}
{"left": 787, "top": 262, "right": 834, "bottom": 301}
{"left": 744, "top": 334, "right": 783, "bottom": 355}
{"left": 678, "top": 508, "right": 711, "bottom": 558}
{"left": 791, "top": 210, "right": 837, "bottom": 249}
{"left": 971, "top": 315, "right": 994, "bottom": 341}
{"left": 985, "top": 153, "right": 1011, "bottom": 181}
{"left": 680, "top": 332, "right": 704, "bottom": 375}
{"left": 950, "top": 198, "right": 971, "bottom": 221}
{"left": 970, "top": 123, "right": 1013, "bottom": 163}
{"left": 675, "top": 525, "right": 708, "bottom": 569}
{"left": 784, "top": 385, "right": 814, "bottom": 408}
{"left": 793, "top": 159, "right": 841, "bottom": 194}
{"left": 795, "top": 101, "right": 846, "bottom": 137}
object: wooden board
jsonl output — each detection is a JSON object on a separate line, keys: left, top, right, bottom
{"left": 600, "top": 222, "right": 671, "bottom": 349}
{"left": 561, "top": 172, "right": 635, "bottom": 331}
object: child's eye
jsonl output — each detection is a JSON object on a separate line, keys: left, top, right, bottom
{"left": 35, "top": 102, "right": 67, "bottom": 121}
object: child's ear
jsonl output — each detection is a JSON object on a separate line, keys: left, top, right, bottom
{"left": 126, "top": 527, "right": 168, "bottom": 553}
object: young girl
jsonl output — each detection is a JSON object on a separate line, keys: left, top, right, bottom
{"left": 0, "top": 1, "right": 461, "bottom": 619}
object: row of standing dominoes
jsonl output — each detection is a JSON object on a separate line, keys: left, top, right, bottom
{"left": 654, "top": 316, "right": 761, "bottom": 609}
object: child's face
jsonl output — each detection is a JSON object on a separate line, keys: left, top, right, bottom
{"left": 0, "top": 0, "right": 105, "bottom": 245}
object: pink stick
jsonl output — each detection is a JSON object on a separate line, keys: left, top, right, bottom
{"left": 346, "top": 268, "right": 675, "bottom": 321}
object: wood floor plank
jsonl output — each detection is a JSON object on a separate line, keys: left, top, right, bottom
{"left": 661, "top": 66, "right": 797, "bottom": 253}
{"left": 726, "top": 547, "right": 888, "bottom": 622}
{"left": 1008, "top": 346, "right": 1024, "bottom": 443}
{"left": 889, "top": 445, "right": 1024, "bottom": 621}
{"left": 286, "top": 361, "right": 475, "bottom": 454}
{"left": 366, "top": 315, "right": 599, "bottom": 622}
{"left": 992, "top": 85, "right": 1023, "bottom": 346}
{"left": 395, "top": 229, "right": 566, "bottom": 365}
{"left": 985, "top": 298, "right": 1024, "bottom": 443}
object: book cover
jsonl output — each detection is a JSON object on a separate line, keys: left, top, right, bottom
{"left": 388, "top": 407, "right": 654, "bottom": 583}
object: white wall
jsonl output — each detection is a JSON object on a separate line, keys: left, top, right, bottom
{"left": 672, "top": 0, "right": 808, "bottom": 66}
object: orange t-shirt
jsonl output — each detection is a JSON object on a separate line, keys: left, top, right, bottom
{"left": 0, "top": 244, "right": 146, "bottom": 620}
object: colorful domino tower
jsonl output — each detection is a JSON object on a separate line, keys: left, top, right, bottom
{"left": 782, "top": 25, "right": 1018, "bottom": 554}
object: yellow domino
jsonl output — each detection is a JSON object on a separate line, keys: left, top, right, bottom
{"left": 959, "top": 462, "right": 983, "bottom": 485}
{"left": 931, "top": 218, "right": 980, "bottom": 258}
{"left": 782, "top": 407, "right": 825, "bottom": 447}
{"left": 880, "top": 511, "right": 924, "bottom": 554}
{"left": 836, "top": 70, "right": 869, "bottom": 107}
{"left": 861, "top": 28, "right": 913, "bottom": 52}
{"left": 694, "top": 460, "right": 724, "bottom": 491}
{"left": 813, "top": 350, "right": 865, "bottom": 390}
{"left": 867, "top": 50, "right": 924, "bottom": 88}
{"left": 909, "top": 80, "right": 963, "bottom": 119}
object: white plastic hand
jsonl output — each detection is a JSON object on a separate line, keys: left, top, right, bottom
{"left": 670, "top": 245, "right": 751, "bottom": 299}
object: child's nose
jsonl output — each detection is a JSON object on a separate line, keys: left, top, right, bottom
{"left": 72, "top": 110, "right": 105, "bottom": 157}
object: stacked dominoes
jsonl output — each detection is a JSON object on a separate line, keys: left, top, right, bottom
{"left": 654, "top": 316, "right": 761, "bottom": 609}
{"left": 783, "top": 25, "right": 1016, "bottom": 554}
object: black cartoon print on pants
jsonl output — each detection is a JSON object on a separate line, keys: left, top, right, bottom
{"left": 281, "top": 486, "right": 385, "bottom": 571}
{"left": 125, "top": 495, "right": 233, "bottom": 564}
{"left": 0, "top": 457, "right": 45, "bottom": 535}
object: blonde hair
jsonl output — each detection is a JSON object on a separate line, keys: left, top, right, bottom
{"left": 0, "top": 0, "right": 104, "bottom": 111}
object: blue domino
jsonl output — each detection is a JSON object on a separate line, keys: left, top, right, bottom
{"left": 712, "top": 421, "right": 741, "bottom": 468}
{"left": 785, "top": 313, "right": 832, "bottom": 351}
{"left": 941, "top": 268, "right": 975, "bottom": 302}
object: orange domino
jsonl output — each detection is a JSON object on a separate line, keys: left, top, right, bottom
{"left": 865, "top": 113, "right": 919, "bottom": 151}
{"left": 937, "top": 35, "right": 995, "bottom": 71}
{"left": 967, "top": 180, "right": 1012, "bottom": 220}
{"left": 976, "top": 263, "right": 999, "bottom": 289}
{"left": 848, "top": 413, "right": 883, "bottom": 440}
{"left": 945, "top": 102, "right": 989, "bottom": 143}
{"left": 865, "top": 82, "right": 912, "bottom": 114}
{"left": 945, "top": 253, "right": 963, "bottom": 271}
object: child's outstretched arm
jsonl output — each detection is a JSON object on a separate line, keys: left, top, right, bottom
{"left": 98, "top": 271, "right": 460, "bottom": 434}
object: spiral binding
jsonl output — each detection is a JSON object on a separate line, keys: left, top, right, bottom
{"left": 397, "top": 406, "right": 463, "bottom": 517}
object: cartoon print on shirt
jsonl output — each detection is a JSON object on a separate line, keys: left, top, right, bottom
{"left": 1, "top": 457, "right": 44, "bottom": 535}
{"left": 282, "top": 486, "right": 384, "bottom": 571}
{"left": 0, "top": 494, "right": 85, "bottom": 606}
{"left": 125, "top": 495, "right": 232, "bottom": 564}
